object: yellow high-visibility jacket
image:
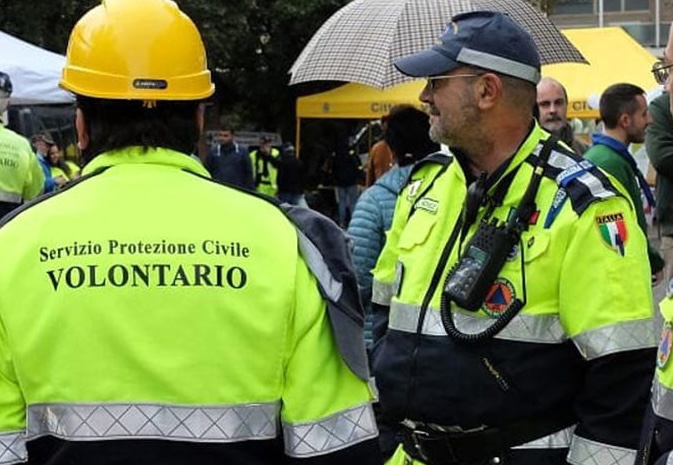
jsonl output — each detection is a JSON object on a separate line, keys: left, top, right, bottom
{"left": 372, "top": 123, "right": 655, "bottom": 465}
{"left": 0, "top": 147, "right": 379, "bottom": 465}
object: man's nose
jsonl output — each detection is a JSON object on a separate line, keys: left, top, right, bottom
{"left": 420, "top": 85, "right": 432, "bottom": 104}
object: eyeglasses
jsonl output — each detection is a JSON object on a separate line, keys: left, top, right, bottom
{"left": 426, "top": 74, "right": 482, "bottom": 90}
{"left": 652, "top": 62, "right": 673, "bottom": 85}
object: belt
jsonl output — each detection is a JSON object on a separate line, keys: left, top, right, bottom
{"left": 400, "top": 412, "right": 575, "bottom": 465}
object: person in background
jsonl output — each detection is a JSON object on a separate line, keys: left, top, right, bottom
{"left": 0, "top": 0, "right": 381, "bottom": 463}
{"left": 537, "top": 76, "right": 589, "bottom": 155}
{"left": 250, "top": 136, "right": 280, "bottom": 196}
{"left": 372, "top": 11, "right": 654, "bottom": 465}
{"left": 365, "top": 116, "right": 394, "bottom": 187}
{"left": 31, "top": 133, "right": 66, "bottom": 192}
{"left": 584, "top": 83, "right": 663, "bottom": 284}
{"left": 348, "top": 105, "right": 439, "bottom": 348}
{"left": 332, "top": 140, "right": 362, "bottom": 228}
{"left": 0, "top": 71, "right": 43, "bottom": 218}
{"left": 204, "top": 122, "right": 254, "bottom": 189}
{"left": 637, "top": 20, "right": 673, "bottom": 465}
{"left": 276, "top": 142, "right": 307, "bottom": 207}
{"left": 47, "top": 143, "right": 80, "bottom": 183}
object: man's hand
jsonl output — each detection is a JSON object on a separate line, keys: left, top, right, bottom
{"left": 54, "top": 176, "right": 68, "bottom": 187}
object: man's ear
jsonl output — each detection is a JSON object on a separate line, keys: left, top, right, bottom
{"left": 618, "top": 112, "right": 631, "bottom": 129}
{"left": 75, "top": 108, "right": 89, "bottom": 150}
{"left": 476, "top": 73, "right": 501, "bottom": 110}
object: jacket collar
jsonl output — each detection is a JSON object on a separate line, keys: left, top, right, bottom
{"left": 82, "top": 147, "right": 211, "bottom": 178}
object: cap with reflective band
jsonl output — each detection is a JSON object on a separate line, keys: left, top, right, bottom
{"left": 394, "top": 11, "right": 541, "bottom": 85}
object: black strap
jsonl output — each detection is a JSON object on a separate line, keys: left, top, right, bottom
{"left": 401, "top": 410, "right": 575, "bottom": 465}
{"left": 509, "top": 135, "right": 558, "bottom": 231}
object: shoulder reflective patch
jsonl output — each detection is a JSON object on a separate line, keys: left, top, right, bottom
{"left": 595, "top": 212, "right": 628, "bottom": 256}
{"left": 415, "top": 197, "right": 439, "bottom": 214}
{"left": 482, "top": 278, "right": 516, "bottom": 318}
{"left": 659, "top": 323, "right": 673, "bottom": 369}
{"left": 406, "top": 179, "right": 423, "bottom": 200}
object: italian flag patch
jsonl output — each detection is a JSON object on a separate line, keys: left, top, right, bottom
{"left": 596, "top": 213, "right": 628, "bottom": 256}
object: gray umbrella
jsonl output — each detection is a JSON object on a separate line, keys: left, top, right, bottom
{"left": 289, "top": 0, "right": 587, "bottom": 89}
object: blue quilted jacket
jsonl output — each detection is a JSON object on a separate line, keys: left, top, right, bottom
{"left": 347, "top": 165, "right": 412, "bottom": 304}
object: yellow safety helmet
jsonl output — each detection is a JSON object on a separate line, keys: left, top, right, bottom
{"left": 60, "top": 0, "right": 215, "bottom": 101}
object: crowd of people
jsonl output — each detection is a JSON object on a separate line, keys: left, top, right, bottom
{"left": 1, "top": 1, "right": 673, "bottom": 465}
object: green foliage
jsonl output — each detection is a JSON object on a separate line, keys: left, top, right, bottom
{"left": 0, "top": 0, "right": 553, "bottom": 141}
{"left": 180, "top": 0, "right": 352, "bottom": 138}
{"left": 0, "top": 0, "right": 349, "bottom": 140}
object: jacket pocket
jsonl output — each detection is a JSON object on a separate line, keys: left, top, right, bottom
{"left": 397, "top": 212, "right": 437, "bottom": 251}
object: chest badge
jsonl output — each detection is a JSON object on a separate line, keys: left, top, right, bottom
{"left": 406, "top": 179, "right": 423, "bottom": 200}
{"left": 482, "top": 278, "right": 516, "bottom": 318}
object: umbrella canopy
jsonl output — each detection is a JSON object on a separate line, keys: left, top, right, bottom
{"left": 289, "top": 0, "right": 587, "bottom": 89}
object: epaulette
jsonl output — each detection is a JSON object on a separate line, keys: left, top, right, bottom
{"left": 526, "top": 140, "right": 620, "bottom": 219}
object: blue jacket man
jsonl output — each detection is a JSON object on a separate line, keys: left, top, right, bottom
{"left": 205, "top": 127, "right": 254, "bottom": 190}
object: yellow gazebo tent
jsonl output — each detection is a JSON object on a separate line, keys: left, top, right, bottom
{"left": 541, "top": 27, "right": 659, "bottom": 119}
{"left": 295, "top": 81, "right": 425, "bottom": 155}
{"left": 296, "top": 80, "right": 425, "bottom": 119}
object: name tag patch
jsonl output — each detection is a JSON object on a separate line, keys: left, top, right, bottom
{"left": 415, "top": 198, "right": 439, "bottom": 214}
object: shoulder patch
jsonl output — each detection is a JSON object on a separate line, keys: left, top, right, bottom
{"left": 595, "top": 212, "right": 628, "bottom": 256}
